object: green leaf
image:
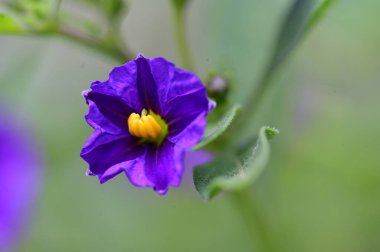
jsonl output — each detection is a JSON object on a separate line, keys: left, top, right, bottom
{"left": 0, "top": 13, "right": 22, "bottom": 33}
{"left": 193, "top": 126, "right": 279, "bottom": 200}
{"left": 193, "top": 104, "right": 241, "bottom": 150}
{"left": 305, "top": 0, "right": 337, "bottom": 34}
{"left": 264, "top": 0, "right": 336, "bottom": 79}
{"left": 265, "top": 0, "right": 317, "bottom": 76}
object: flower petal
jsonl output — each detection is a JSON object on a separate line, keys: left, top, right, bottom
{"left": 84, "top": 91, "right": 134, "bottom": 133}
{"left": 80, "top": 131, "right": 143, "bottom": 177}
{"left": 90, "top": 61, "right": 142, "bottom": 111}
{"left": 143, "top": 141, "right": 184, "bottom": 195}
{"left": 164, "top": 89, "right": 209, "bottom": 138}
{"left": 123, "top": 150, "right": 154, "bottom": 188}
{"left": 98, "top": 160, "right": 136, "bottom": 184}
{"left": 153, "top": 65, "right": 210, "bottom": 139}
{"left": 167, "top": 111, "right": 207, "bottom": 148}
{"left": 148, "top": 57, "right": 175, "bottom": 103}
{"left": 163, "top": 67, "right": 206, "bottom": 106}
{"left": 135, "top": 55, "right": 161, "bottom": 113}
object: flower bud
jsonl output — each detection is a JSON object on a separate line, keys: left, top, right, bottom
{"left": 206, "top": 73, "right": 230, "bottom": 105}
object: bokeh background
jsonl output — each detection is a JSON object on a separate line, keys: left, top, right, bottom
{"left": 1, "top": 0, "right": 379, "bottom": 251}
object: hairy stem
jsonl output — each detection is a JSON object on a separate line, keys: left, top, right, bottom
{"left": 57, "top": 27, "right": 129, "bottom": 63}
{"left": 172, "top": 3, "right": 194, "bottom": 71}
{"left": 230, "top": 189, "right": 274, "bottom": 252}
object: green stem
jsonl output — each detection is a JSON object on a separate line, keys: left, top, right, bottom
{"left": 7, "top": 28, "right": 130, "bottom": 63}
{"left": 172, "top": 4, "right": 194, "bottom": 71}
{"left": 230, "top": 189, "right": 274, "bottom": 252}
{"left": 225, "top": 70, "right": 272, "bottom": 147}
{"left": 242, "top": 71, "right": 272, "bottom": 122}
{"left": 57, "top": 27, "right": 129, "bottom": 63}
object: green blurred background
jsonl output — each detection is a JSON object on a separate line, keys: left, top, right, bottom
{"left": 1, "top": 0, "right": 379, "bottom": 251}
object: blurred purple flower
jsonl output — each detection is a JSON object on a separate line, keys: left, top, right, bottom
{"left": 0, "top": 109, "right": 41, "bottom": 251}
{"left": 81, "top": 54, "right": 213, "bottom": 195}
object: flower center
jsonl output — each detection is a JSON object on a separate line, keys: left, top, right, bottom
{"left": 128, "top": 109, "right": 168, "bottom": 143}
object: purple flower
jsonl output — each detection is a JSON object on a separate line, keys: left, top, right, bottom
{"left": 81, "top": 54, "right": 213, "bottom": 195}
{"left": 0, "top": 109, "right": 41, "bottom": 250}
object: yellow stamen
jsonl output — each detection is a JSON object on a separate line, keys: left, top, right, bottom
{"left": 141, "top": 116, "right": 155, "bottom": 138}
{"left": 128, "top": 110, "right": 163, "bottom": 139}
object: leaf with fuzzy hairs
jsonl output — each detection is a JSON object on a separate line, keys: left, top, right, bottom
{"left": 193, "top": 105, "right": 241, "bottom": 150}
{"left": 193, "top": 127, "right": 279, "bottom": 200}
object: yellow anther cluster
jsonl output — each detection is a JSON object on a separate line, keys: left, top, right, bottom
{"left": 128, "top": 110, "right": 162, "bottom": 139}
